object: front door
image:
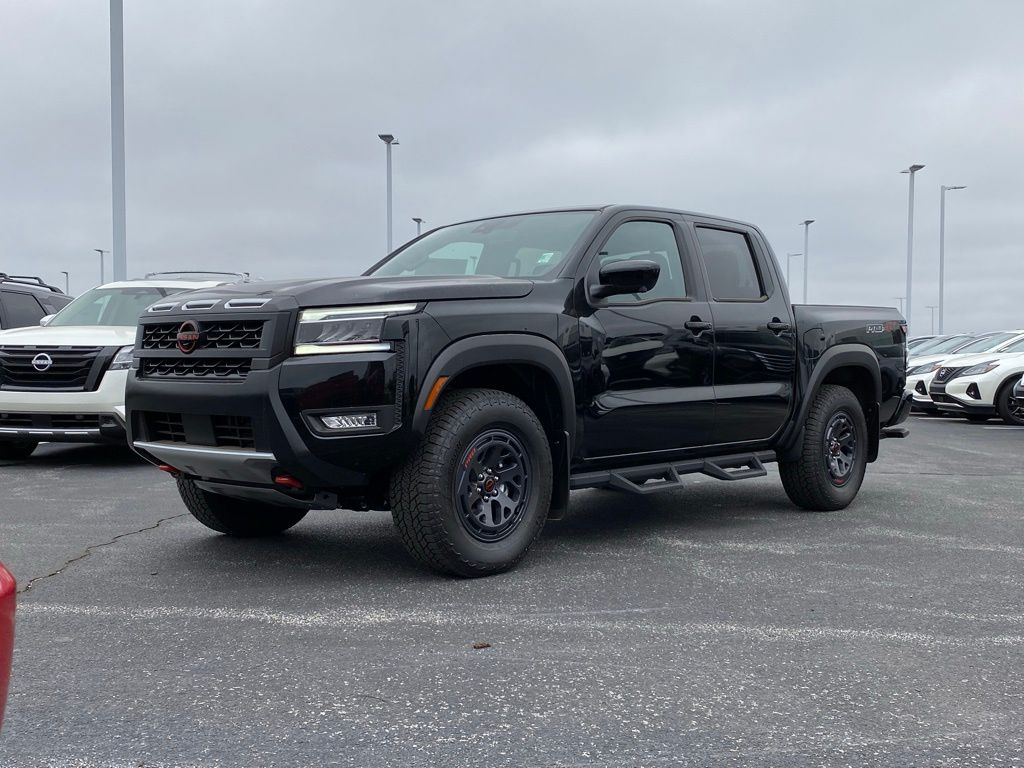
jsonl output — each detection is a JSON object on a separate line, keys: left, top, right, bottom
{"left": 689, "top": 222, "right": 797, "bottom": 445}
{"left": 578, "top": 216, "right": 716, "bottom": 460}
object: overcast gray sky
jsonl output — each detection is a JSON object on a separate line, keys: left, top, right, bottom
{"left": 2, "top": 0, "right": 1022, "bottom": 333}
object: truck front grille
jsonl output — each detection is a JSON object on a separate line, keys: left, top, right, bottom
{"left": 140, "top": 357, "right": 252, "bottom": 380}
{"left": 146, "top": 412, "right": 186, "bottom": 442}
{"left": 211, "top": 415, "right": 255, "bottom": 448}
{"left": 141, "top": 320, "right": 265, "bottom": 351}
{"left": 0, "top": 346, "right": 105, "bottom": 391}
{"left": 142, "top": 412, "right": 256, "bottom": 449}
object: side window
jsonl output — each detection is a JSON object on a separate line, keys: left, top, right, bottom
{"left": 597, "top": 221, "right": 686, "bottom": 303}
{"left": 1, "top": 291, "right": 46, "bottom": 328}
{"left": 695, "top": 227, "right": 765, "bottom": 301}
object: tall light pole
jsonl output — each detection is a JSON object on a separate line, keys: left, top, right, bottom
{"left": 109, "top": 0, "right": 127, "bottom": 281}
{"left": 786, "top": 252, "right": 801, "bottom": 290}
{"left": 378, "top": 134, "right": 398, "bottom": 253}
{"left": 900, "top": 164, "right": 925, "bottom": 330}
{"left": 800, "top": 220, "right": 814, "bottom": 304}
{"left": 412, "top": 217, "right": 425, "bottom": 236}
{"left": 60, "top": 271, "right": 70, "bottom": 294}
{"left": 926, "top": 305, "right": 938, "bottom": 336}
{"left": 892, "top": 296, "right": 905, "bottom": 315}
{"left": 94, "top": 249, "right": 109, "bottom": 284}
{"left": 938, "top": 184, "right": 966, "bottom": 334}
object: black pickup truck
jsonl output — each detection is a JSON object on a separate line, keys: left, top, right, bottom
{"left": 126, "top": 206, "right": 911, "bottom": 576}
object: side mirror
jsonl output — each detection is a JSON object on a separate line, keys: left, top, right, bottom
{"left": 39, "top": 315, "right": 55, "bottom": 327}
{"left": 590, "top": 259, "right": 661, "bottom": 300}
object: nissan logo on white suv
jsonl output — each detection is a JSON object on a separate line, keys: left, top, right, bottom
{"left": 31, "top": 353, "right": 53, "bottom": 372}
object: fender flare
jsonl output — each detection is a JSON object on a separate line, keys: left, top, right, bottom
{"left": 779, "top": 344, "right": 883, "bottom": 460}
{"left": 411, "top": 333, "right": 576, "bottom": 454}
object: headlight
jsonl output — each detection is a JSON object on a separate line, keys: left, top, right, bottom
{"left": 294, "top": 303, "right": 418, "bottom": 355}
{"left": 962, "top": 360, "right": 1000, "bottom": 376}
{"left": 108, "top": 345, "right": 135, "bottom": 371}
{"left": 907, "top": 362, "right": 940, "bottom": 376}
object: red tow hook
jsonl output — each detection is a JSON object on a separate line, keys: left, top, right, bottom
{"left": 273, "top": 474, "right": 305, "bottom": 491}
{"left": 157, "top": 464, "right": 180, "bottom": 476}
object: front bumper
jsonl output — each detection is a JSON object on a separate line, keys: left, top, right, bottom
{"left": 0, "top": 370, "right": 128, "bottom": 443}
{"left": 127, "top": 348, "right": 414, "bottom": 505}
{"left": 929, "top": 377, "right": 997, "bottom": 416}
{"left": 905, "top": 371, "right": 939, "bottom": 412}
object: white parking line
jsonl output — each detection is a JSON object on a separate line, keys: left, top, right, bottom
{"left": 983, "top": 426, "right": 1024, "bottom": 430}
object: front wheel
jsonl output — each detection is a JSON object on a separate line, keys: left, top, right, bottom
{"left": 780, "top": 384, "right": 868, "bottom": 511}
{"left": 996, "top": 380, "right": 1024, "bottom": 426}
{"left": 0, "top": 440, "right": 38, "bottom": 460}
{"left": 389, "top": 388, "right": 552, "bottom": 577}
{"left": 176, "top": 478, "right": 308, "bottom": 536}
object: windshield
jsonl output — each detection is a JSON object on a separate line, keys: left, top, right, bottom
{"left": 1000, "top": 337, "right": 1024, "bottom": 353}
{"left": 49, "top": 287, "right": 177, "bottom": 327}
{"left": 914, "top": 335, "right": 974, "bottom": 355}
{"left": 369, "top": 211, "right": 597, "bottom": 279}
{"left": 955, "top": 332, "right": 1019, "bottom": 354}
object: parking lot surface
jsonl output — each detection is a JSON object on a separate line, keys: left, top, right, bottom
{"left": 1, "top": 416, "right": 1022, "bottom": 767}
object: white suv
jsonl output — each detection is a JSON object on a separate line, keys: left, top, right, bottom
{"left": 0, "top": 273, "right": 246, "bottom": 459}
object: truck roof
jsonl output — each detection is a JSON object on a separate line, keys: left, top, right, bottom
{"left": 444, "top": 204, "right": 759, "bottom": 232}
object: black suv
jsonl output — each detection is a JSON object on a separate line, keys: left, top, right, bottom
{"left": 0, "top": 274, "right": 72, "bottom": 330}
{"left": 126, "top": 206, "right": 911, "bottom": 576}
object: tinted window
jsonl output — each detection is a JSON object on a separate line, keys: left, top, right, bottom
{"left": 371, "top": 211, "right": 596, "bottom": 278}
{"left": 598, "top": 221, "right": 686, "bottom": 302}
{"left": 1, "top": 290, "right": 46, "bottom": 328}
{"left": 696, "top": 227, "right": 765, "bottom": 301}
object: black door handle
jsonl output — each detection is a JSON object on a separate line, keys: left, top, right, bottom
{"left": 767, "top": 319, "right": 791, "bottom": 334}
{"left": 684, "top": 319, "right": 713, "bottom": 333}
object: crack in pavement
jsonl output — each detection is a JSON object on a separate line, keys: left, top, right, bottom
{"left": 16, "top": 513, "right": 189, "bottom": 595}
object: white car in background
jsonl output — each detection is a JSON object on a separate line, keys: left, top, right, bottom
{"left": 0, "top": 272, "right": 246, "bottom": 459}
{"left": 928, "top": 337, "right": 1024, "bottom": 424}
{"left": 905, "top": 331, "right": 1024, "bottom": 414}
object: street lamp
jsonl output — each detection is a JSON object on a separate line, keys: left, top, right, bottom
{"left": 939, "top": 184, "right": 966, "bottom": 334}
{"left": 926, "top": 305, "right": 938, "bottom": 336}
{"left": 94, "top": 249, "right": 109, "bottom": 284}
{"left": 60, "top": 271, "right": 69, "bottom": 294}
{"left": 412, "top": 217, "right": 425, "bottom": 236}
{"left": 800, "top": 220, "right": 814, "bottom": 303}
{"left": 900, "top": 164, "right": 925, "bottom": 330}
{"left": 110, "top": 0, "right": 127, "bottom": 281}
{"left": 378, "top": 134, "right": 399, "bottom": 254}
{"left": 786, "top": 252, "right": 801, "bottom": 290}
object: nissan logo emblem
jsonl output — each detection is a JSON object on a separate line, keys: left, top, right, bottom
{"left": 31, "top": 353, "right": 53, "bottom": 372}
{"left": 175, "top": 320, "right": 202, "bottom": 354}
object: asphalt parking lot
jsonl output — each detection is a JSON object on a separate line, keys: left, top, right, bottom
{"left": 1, "top": 416, "right": 1022, "bottom": 767}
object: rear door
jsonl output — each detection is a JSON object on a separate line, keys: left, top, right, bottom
{"left": 577, "top": 212, "right": 716, "bottom": 460}
{"left": 686, "top": 220, "right": 797, "bottom": 445}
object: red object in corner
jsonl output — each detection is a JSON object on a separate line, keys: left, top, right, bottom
{"left": 0, "top": 561, "right": 14, "bottom": 730}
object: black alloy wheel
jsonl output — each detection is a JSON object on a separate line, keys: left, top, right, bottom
{"left": 454, "top": 429, "right": 531, "bottom": 543}
{"left": 823, "top": 411, "right": 858, "bottom": 487}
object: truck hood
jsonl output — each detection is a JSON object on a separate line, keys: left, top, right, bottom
{"left": 0, "top": 325, "right": 136, "bottom": 347}
{"left": 161, "top": 275, "right": 536, "bottom": 309}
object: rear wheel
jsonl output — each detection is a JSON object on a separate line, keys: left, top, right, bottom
{"left": 780, "top": 385, "right": 868, "bottom": 511}
{"left": 389, "top": 388, "right": 552, "bottom": 577}
{"left": 996, "top": 380, "right": 1024, "bottom": 426}
{"left": 0, "top": 440, "right": 38, "bottom": 460}
{"left": 176, "top": 477, "right": 308, "bottom": 536}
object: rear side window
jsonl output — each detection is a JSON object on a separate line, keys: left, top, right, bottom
{"left": 1, "top": 290, "right": 46, "bottom": 328}
{"left": 597, "top": 221, "right": 687, "bottom": 303}
{"left": 695, "top": 227, "right": 765, "bottom": 301}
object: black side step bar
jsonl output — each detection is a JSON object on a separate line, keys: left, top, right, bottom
{"left": 570, "top": 451, "right": 776, "bottom": 495}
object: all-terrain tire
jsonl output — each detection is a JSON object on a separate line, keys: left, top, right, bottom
{"left": 995, "top": 379, "right": 1024, "bottom": 426}
{"left": 0, "top": 440, "right": 38, "bottom": 460}
{"left": 176, "top": 477, "right": 308, "bottom": 536}
{"left": 389, "top": 388, "right": 553, "bottom": 577}
{"left": 780, "top": 384, "right": 868, "bottom": 511}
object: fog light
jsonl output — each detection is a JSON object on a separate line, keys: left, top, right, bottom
{"left": 320, "top": 413, "right": 377, "bottom": 430}
{"left": 915, "top": 381, "right": 927, "bottom": 395}
{"left": 966, "top": 383, "right": 981, "bottom": 400}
